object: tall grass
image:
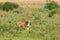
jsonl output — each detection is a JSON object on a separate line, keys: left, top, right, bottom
{"left": 0, "top": 5, "right": 60, "bottom": 40}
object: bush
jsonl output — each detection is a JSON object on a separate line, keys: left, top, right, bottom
{"left": 45, "top": 1, "right": 59, "bottom": 10}
{"left": 48, "top": 10, "right": 56, "bottom": 17}
{"left": 1, "top": 2, "right": 19, "bottom": 11}
{"left": 0, "top": 3, "right": 3, "bottom": 9}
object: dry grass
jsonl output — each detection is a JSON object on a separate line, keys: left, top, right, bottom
{"left": 0, "top": 0, "right": 60, "bottom": 5}
{"left": 0, "top": 4, "right": 60, "bottom": 40}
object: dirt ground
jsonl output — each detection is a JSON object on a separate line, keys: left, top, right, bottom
{"left": 0, "top": 0, "right": 60, "bottom": 5}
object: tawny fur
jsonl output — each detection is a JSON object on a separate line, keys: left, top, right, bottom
{"left": 16, "top": 20, "right": 30, "bottom": 31}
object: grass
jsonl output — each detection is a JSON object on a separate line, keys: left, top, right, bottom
{"left": 0, "top": 5, "right": 60, "bottom": 40}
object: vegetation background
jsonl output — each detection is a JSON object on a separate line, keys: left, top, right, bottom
{"left": 0, "top": 0, "right": 60, "bottom": 40}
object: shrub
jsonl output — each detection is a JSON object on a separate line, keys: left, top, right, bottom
{"left": 45, "top": 1, "right": 59, "bottom": 10}
{"left": 0, "top": 3, "right": 3, "bottom": 9}
{"left": 48, "top": 10, "right": 56, "bottom": 17}
{"left": 2, "top": 2, "right": 19, "bottom": 11}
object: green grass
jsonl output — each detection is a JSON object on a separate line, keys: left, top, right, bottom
{"left": 0, "top": 5, "right": 60, "bottom": 40}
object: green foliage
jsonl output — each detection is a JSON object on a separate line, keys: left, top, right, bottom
{"left": 0, "top": 5, "right": 60, "bottom": 40}
{"left": 45, "top": 1, "right": 59, "bottom": 10}
{"left": 48, "top": 10, "right": 56, "bottom": 17}
{"left": 0, "top": 3, "right": 3, "bottom": 9}
{"left": 0, "top": 2, "right": 19, "bottom": 11}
